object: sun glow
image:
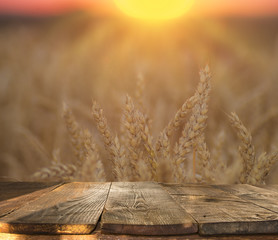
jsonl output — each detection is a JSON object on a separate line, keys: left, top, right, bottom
{"left": 114, "top": 0, "right": 194, "bottom": 20}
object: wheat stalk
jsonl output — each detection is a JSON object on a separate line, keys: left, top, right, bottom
{"left": 155, "top": 95, "right": 197, "bottom": 155}
{"left": 228, "top": 112, "right": 256, "bottom": 183}
{"left": 122, "top": 95, "right": 143, "bottom": 180}
{"left": 211, "top": 130, "right": 226, "bottom": 168}
{"left": 195, "top": 134, "right": 215, "bottom": 183}
{"left": 137, "top": 109, "right": 157, "bottom": 180}
{"left": 112, "top": 135, "right": 129, "bottom": 181}
{"left": 248, "top": 150, "right": 278, "bottom": 185}
{"left": 157, "top": 132, "right": 172, "bottom": 182}
{"left": 32, "top": 162, "right": 77, "bottom": 181}
{"left": 92, "top": 101, "right": 125, "bottom": 181}
{"left": 78, "top": 129, "right": 106, "bottom": 181}
{"left": 173, "top": 66, "right": 211, "bottom": 182}
{"left": 210, "top": 130, "right": 227, "bottom": 182}
{"left": 63, "top": 103, "right": 86, "bottom": 167}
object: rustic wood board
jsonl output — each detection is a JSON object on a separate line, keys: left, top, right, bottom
{"left": 161, "top": 183, "right": 216, "bottom": 195}
{"left": 0, "top": 182, "right": 61, "bottom": 201}
{"left": 262, "top": 185, "right": 278, "bottom": 194}
{"left": 0, "top": 182, "right": 62, "bottom": 217}
{"left": 0, "top": 182, "right": 111, "bottom": 234}
{"left": 213, "top": 184, "right": 278, "bottom": 214}
{"left": 101, "top": 182, "right": 198, "bottom": 235}
{"left": 161, "top": 184, "right": 278, "bottom": 235}
{"left": 2, "top": 232, "right": 278, "bottom": 240}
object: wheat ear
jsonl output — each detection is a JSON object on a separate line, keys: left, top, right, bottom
{"left": 92, "top": 101, "right": 116, "bottom": 180}
{"left": 173, "top": 66, "right": 211, "bottom": 182}
{"left": 210, "top": 130, "right": 226, "bottom": 182}
{"left": 136, "top": 109, "right": 157, "bottom": 180}
{"left": 122, "top": 95, "right": 143, "bottom": 180}
{"left": 92, "top": 101, "right": 127, "bottom": 181}
{"left": 112, "top": 135, "right": 128, "bottom": 181}
{"left": 228, "top": 112, "right": 256, "bottom": 183}
{"left": 196, "top": 135, "right": 214, "bottom": 183}
{"left": 248, "top": 150, "right": 278, "bottom": 185}
{"left": 78, "top": 129, "right": 106, "bottom": 181}
{"left": 157, "top": 132, "right": 172, "bottom": 182}
{"left": 155, "top": 95, "right": 197, "bottom": 155}
{"left": 32, "top": 162, "right": 77, "bottom": 181}
{"left": 63, "top": 103, "right": 86, "bottom": 167}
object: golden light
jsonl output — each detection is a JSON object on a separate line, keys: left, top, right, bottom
{"left": 114, "top": 0, "right": 194, "bottom": 20}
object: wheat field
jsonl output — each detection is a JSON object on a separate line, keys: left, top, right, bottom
{"left": 0, "top": 13, "right": 278, "bottom": 184}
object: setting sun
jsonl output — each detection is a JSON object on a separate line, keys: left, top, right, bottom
{"left": 113, "top": 0, "right": 194, "bottom": 20}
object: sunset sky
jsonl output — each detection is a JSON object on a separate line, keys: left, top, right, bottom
{"left": 0, "top": 0, "right": 278, "bottom": 17}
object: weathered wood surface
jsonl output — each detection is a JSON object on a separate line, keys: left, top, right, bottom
{"left": 101, "top": 182, "right": 198, "bottom": 235}
{"left": 1, "top": 182, "right": 278, "bottom": 238}
{"left": 0, "top": 182, "right": 61, "bottom": 201}
{"left": 0, "top": 182, "right": 111, "bottom": 234}
{"left": 262, "top": 185, "right": 278, "bottom": 194}
{"left": 161, "top": 184, "right": 278, "bottom": 235}
{"left": 1, "top": 231, "right": 278, "bottom": 240}
{"left": 213, "top": 184, "right": 278, "bottom": 214}
{"left": 0, "top": 182, "right": 62, "bottom": 217}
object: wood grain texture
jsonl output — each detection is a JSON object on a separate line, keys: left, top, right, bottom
{"left": 161, "top": 183, "right": 214, "bottom": 195}
{"left": 0, "top": 182, "right": 111, "bottom": 234}
{"left": 0, "top": 182, "right": 61, "bottom": 201}
{"left": 162, "top": 184, "right": 278, "bottom": 235}
{"left": 101, "top": 182, "right": 197, "bottom": 236}
{"left": 212, "top": 184, "right": 278, "bottom": 214}
{"left": 2, "top": 232, "right": 278, "bottom": 240}
{"left": 262, "top": 185, "right": 278, "bottom": 194}
{"left": 0, "top": 182, "right": 62, "bottom": 217}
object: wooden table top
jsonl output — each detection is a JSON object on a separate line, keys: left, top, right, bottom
{"left": 0, "top": 182, "right": 278, "bottom": 239}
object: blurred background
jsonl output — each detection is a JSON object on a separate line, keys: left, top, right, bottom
{"left": 0, "top": 0, "right": 278, "bottom": 182}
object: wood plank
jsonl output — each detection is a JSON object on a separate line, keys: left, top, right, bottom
{"left": 262, "top": 185, "right": 278, "bottom": 194}
{"left": 212, "top": 184, "right": 278, "bottom": 214}
{"left": 101, "top": 182, "right": 198, "bottom": 236}
{"left": 161, "top": 183, "right": 215, "bottom": 195}
{"left": 0, "top": 182, "right": 62, "bottom": 217}
{"left": 162, "top": 184, "right": 278, "bottom": 235}
{"left": 2, "top": 232, "right": 278, "bottom": 240}
{"left": 0, "top": 182, "right": 111, "bottom": 235}
{"left": 0, "top": 182, "right": 61, "bottom": 201}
